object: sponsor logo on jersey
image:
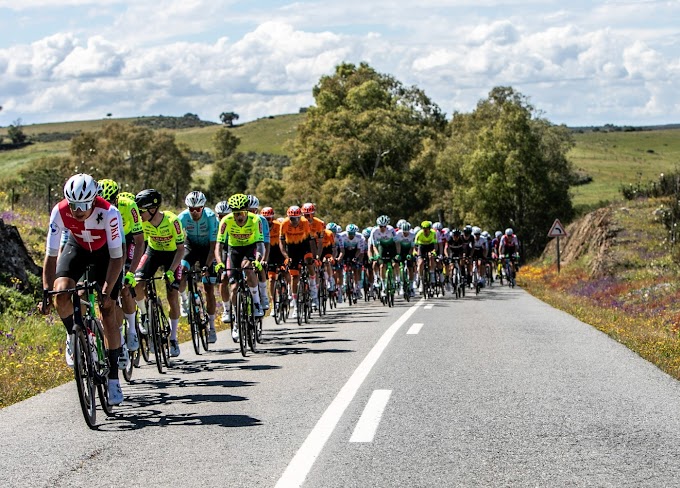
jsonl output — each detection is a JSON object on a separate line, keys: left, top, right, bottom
{"left": 110, "top": 217, "right": 120, "bottom": 241}
{"left": 131, "top": 208, "right": 139, "bottom": 223}
{"left": 174, "top": 220, "right": 182, "bottom": 235}
{"left": 49, "top": 223, "right": 58, "bottom": 234}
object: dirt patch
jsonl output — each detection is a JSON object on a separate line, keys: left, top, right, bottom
{"left": 542, "top": 207, "right": 619, "bottom": 276}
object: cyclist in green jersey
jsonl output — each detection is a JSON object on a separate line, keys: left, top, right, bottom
{"left": 132, "top": 189, "right": 185, "bottom": 357}
{"left": 214, "top": 193, "right": 265, "bottom": 342}
{"left": 97, "top": 180, "right": 145, "bottom": 366}
{"left": 415, "top": 220, "right": 438, "bottom": 289}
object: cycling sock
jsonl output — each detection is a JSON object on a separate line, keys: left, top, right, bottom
{"left": 258, "top": 281, "right": 268, "bottom": 299}
{"left": 180, "top": 290, "right": 188, "bottom": 303}
{"left": 250, "top": 287, "right": 261, "bottom": 304}
{"left": 208, "top": 315, "right": 215, "bottom": 329}
{"left": 222, "top": 301, "right": 231, "bottom": 311}
{"left": 62, "top": 314, "right": 75, "bottom": 335}
{"left": 124, "top": 313, "right": 137, "bottom": 335}
{"left": 135, "top": 300, "right": 147, "bottom": 315}
{"left": 170, "top": 318, "right": 179, "bottom": 341}
{"left": 108, "top": 348, "right": 121, "bottom": 379}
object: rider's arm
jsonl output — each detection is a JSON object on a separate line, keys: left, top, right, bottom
{"left": 206, "top": 240, "right": 217, "bottom": 268}
{"left": 130, "top": 232, "right": 146, "bottom": 272}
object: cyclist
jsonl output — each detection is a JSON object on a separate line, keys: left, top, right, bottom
{"left": 214, "top": 201, "right": 233, "bottom": 324}
{"left": 97, "top": 180, "right": 145, "bottom": 368}
{"left": 40, "top": 174, "right": 125, "bottom": 405}
{"left": 329, "top": 223, "right": 344, "bottom": 303}
{"left": 302, "top": 203, "right": 324, "bottom": 310}
{"left": 132, "top": 189, "right": 185, "bottom": 357}
{"left": 214, "top": 193, "right": 265, "bottom": 341}
{"left": 394, "top": 221, "right": 416, "bottom": 297}
{"left": 262, "top": 207, "right": 285, "bottom": 313}
{"left": 177, "top": 191, "right": 219, "bottom": 343}
{"left": 414, "top": 221, "right": 437, "bottom": 293}
{"left": 361, "top": 227, "right": 375, "bottom": 298}
{"left": 249, "top": 195, "right": 271, "bottom": 312}
{"left": 499, "top": 228, "right": 520, "bottom": 274}
{"left": 491, "top": 231, "right": 502, "bottom": 279}
{"left": 470, "top": 226, "right": 488, "bottom": 287}
{"left": 321, "top": 221, "right": 338, "bottom": 295}
{"left": 431, "top": 222, "right": 446, "bottom": 289}
{"left": 369, "top": 215, "right": 400, "bottom": 298}
{"left": 339, "top": 224, "right": 365, "bottom": 299}
{"left": 279, "top": 205, "right": 316, "bottom": 319}
{"left": 445, "top": 228, "right": 468, "bottom": 287}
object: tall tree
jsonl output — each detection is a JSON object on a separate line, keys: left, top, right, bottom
{"left": 436, "top": 86, "right": 575, "bottom": 256}
{"left": 219, "top": 112, "right": 239, "bottom": 127}
{"left": 285, "top": 62, "right": 446, "bottom": 224}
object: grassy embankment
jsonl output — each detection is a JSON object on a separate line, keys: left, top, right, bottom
{"left": 1, "top": 116, "right": 680, "bottom": 406}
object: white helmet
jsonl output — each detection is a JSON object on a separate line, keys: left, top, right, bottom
{"left": 398, "top": 221, "right": 411, "bottom": 231}
{"left": 505, "top": 228, "right": 514, "bottom": 236}
{"left": 247, "top": 194, "right": 259, "bottom": 209}
{"left": 433, "top": 222, "right": 443, "bottom": 231}
{"left": 214, "top": 201, "right": 230, "bottom": 215}
{"left": 472, "top": 226, "right": 482, "bottom": 236}
{"left": 495, "top": 231, "right": 503, "bottom": 238}
{"left": 481, "top": 231, "right": 490, "bottom": 239}
{"left": 376, "top": 215, "right": 390, "bottom": 226}
{"left": 64, "top": 174, "right": 98, "bottom": 207}
{"left": 185, "top": 191, "right": 206, "bottom": 207}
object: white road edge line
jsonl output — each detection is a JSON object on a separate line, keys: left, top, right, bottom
{"left": 349, "top": 389, "right": 393, "bottom": 443}
{"left": 424, "top": 304, "right": 434, "bottom": 310}
{"left": 275, "top": 299, "right": 424, "bottom": 488}
{"left": 407, "top": 323, "right": 424, "bottom": 335}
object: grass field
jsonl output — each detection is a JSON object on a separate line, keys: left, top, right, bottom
{"left": 2, "top": 113, "right": 680, "bottom": 207}
{"left": 569, "top": 130, "right": 680, "bottom": 206}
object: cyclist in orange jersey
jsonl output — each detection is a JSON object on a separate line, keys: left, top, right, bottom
{"left": 280, "top": 206, "right": 317, "bottom": 319}
{"left": 320, "top": 223, "right": 337, "bottom": 293}
{"left": 301, "top": 203, "right": 324, "bottom": 310}
{"left": 262, "top": 207, "right": 285, "bottom": 305}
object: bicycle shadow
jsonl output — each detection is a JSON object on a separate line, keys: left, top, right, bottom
{"left": 97, "top": 407, "right": 261, "bottom": 431}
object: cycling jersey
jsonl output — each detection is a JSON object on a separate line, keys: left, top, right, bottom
{"left": 143, "top": 211, "right": 185, "bottom": 252}
{"left": 178, "top": 207, "right": 218, "bottom": 246}
{"left": 339, "top": 232, "right": 366, "bottom": 253}
{"left": 414, "top": 229, "right": 437, "bottom": 246}
{"left": 117, "top": 194, "right": 143, "bottom": 239}
{"left": 394, "top": 230, "right": 415, "bottom": 250}
{"left": 500, "top": 234, "right": 519, "bottom": 254}
{"left": 217, "top": 212, "right": 264, "bottom": 247}
{"left": 305, "top": 216, "right": 325, "bottom": 242}
{"left": 268, "top": 219, "right": 281, "bottom": 247}
{"left": 280, "top": 217, "right": 311, "bottom": 245}
{"left": 259, "top": 215, "right": 270, "bottom": 244}
{"left": 321, "top": 229, "right": 335, "bottom": 249}
{"left": 47, "top": 197, "right": 123, "bottom": 258}
{"left": 370, "top": 226, "right": 396, "bottom": 247}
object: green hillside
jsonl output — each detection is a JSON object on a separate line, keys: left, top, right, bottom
{"left": 2, "top": 113, "right": 680, "bottom": 207}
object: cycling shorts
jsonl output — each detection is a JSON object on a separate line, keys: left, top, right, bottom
{"left": 135, "top": 248, "right": 182, "bottom": 290}
{"left": 56, "top": 238, "right": 122, "bottom": 300}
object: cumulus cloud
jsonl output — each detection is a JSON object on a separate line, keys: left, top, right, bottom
{"left": 1, "top": 1, "right": 680, "bottom": 126}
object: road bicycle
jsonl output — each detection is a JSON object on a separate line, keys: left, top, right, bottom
{"left": 471, "top": 260, "right": 481, "bottom": 295}
{"left": 273, "top": 265, "right": 290, "bottom": 325}
{"left": 361, "top": 263, "right": 373, "bottom": 302}
{"left": 382, "top": 257, "right": 396, "bottom": 307}
{"left": 229, "top": 266, "right": 259, "bottom": 356}
{"left": 316, "top": 262, "right": 328, "bottom": 317}
{"left": 296, "top": 264, "right": 313, "bottom": 324}
{"left": 449, "top": 257, "right": 466, "bottom": 299}
{"left": 343, "top": 261, "right": 357, "bottom": 306}
{"left": 44, "top": 268, "right": 113, "bottom": 428}
{"left": 433, "top": 256, "right": 445, "bottom": 297}
{"left": 503, "top": 254, "right": 517, "bottom": 288}
{"left": 400, "top": 256, "right": 412, "bottom": 302}
{"left": 420, "top": 252, "right": 434, "bottom": 299}
{"left": 186, "top": 265, "right": 210, "bottom": 355}
{"left": 140, "top": 275, "right": 172, "bottom": 374}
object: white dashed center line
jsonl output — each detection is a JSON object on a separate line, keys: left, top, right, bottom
{"left": 407, "top": 323, "right": 424, "bottom": 335}
{"left": 350, "top": 390, "right": 393, "bottom": 443}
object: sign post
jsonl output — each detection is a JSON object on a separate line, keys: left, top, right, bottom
{"left": 547, "top": 219, "right": 568, "bottom": 274}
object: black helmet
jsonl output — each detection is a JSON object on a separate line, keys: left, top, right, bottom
{"left": 463, "top": 225, "right": 472, "bottom": 235}
{"left": 135, "top": 189, "right": 162, "bottom": 209}
{"left": 452, "top": 228, "right": 461, "bottom": 236}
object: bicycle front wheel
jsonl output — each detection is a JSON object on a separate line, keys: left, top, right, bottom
{"left": 73, "top": 329, "right": 97, "bottom": 428}
{"left": 237, "top": 290, "right": 248, "bottom": 357}
{"left": 148, "top": 303, "right": 164, "bottom": 374}
{"left": 187, "top": 288, "right": 201, "bottom": 355}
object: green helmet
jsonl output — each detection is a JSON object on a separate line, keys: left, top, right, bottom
{"left": 97, "top": 179, "right": 119, "bottom": 203}
{"left": 118, "top": 191, "right": 135, "bottom": 201}
{"left": 228, "top": 193, "right": 249, "bottom": 211}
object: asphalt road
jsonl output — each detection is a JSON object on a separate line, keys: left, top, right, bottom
{"left": 1, "top": 285, "right": 680, "bottom": 488}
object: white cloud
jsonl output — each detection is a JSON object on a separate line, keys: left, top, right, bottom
{"left": 2, "top": 2, "right": 680, "bottom": 126}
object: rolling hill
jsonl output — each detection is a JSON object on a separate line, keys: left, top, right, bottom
{"left": 2, "top": 113, "right": 679, "bottom": 208}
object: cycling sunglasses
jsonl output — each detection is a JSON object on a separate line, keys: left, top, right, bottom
{"left": 69, "top": 201, "right": 93, "bottom": 212}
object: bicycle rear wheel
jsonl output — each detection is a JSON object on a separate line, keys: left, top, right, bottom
{"left": 159, "top": 308, "right": 171, "bottom": 368}
{"left": 274, "top": 281, "right": 283, "bottom": 325}
{"left": 122, "top": 318, "right": 134, "bottom": 382}
{"left": 93, "top": 319, "right": 114, "bottom": 418}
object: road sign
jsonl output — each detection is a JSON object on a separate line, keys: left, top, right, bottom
{"left": 548, "top": 218, "right": 568, "bottom": 238}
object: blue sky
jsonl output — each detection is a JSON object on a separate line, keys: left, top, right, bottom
{"left": 1, "top": 0, "right": 679, "bottom": 127}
